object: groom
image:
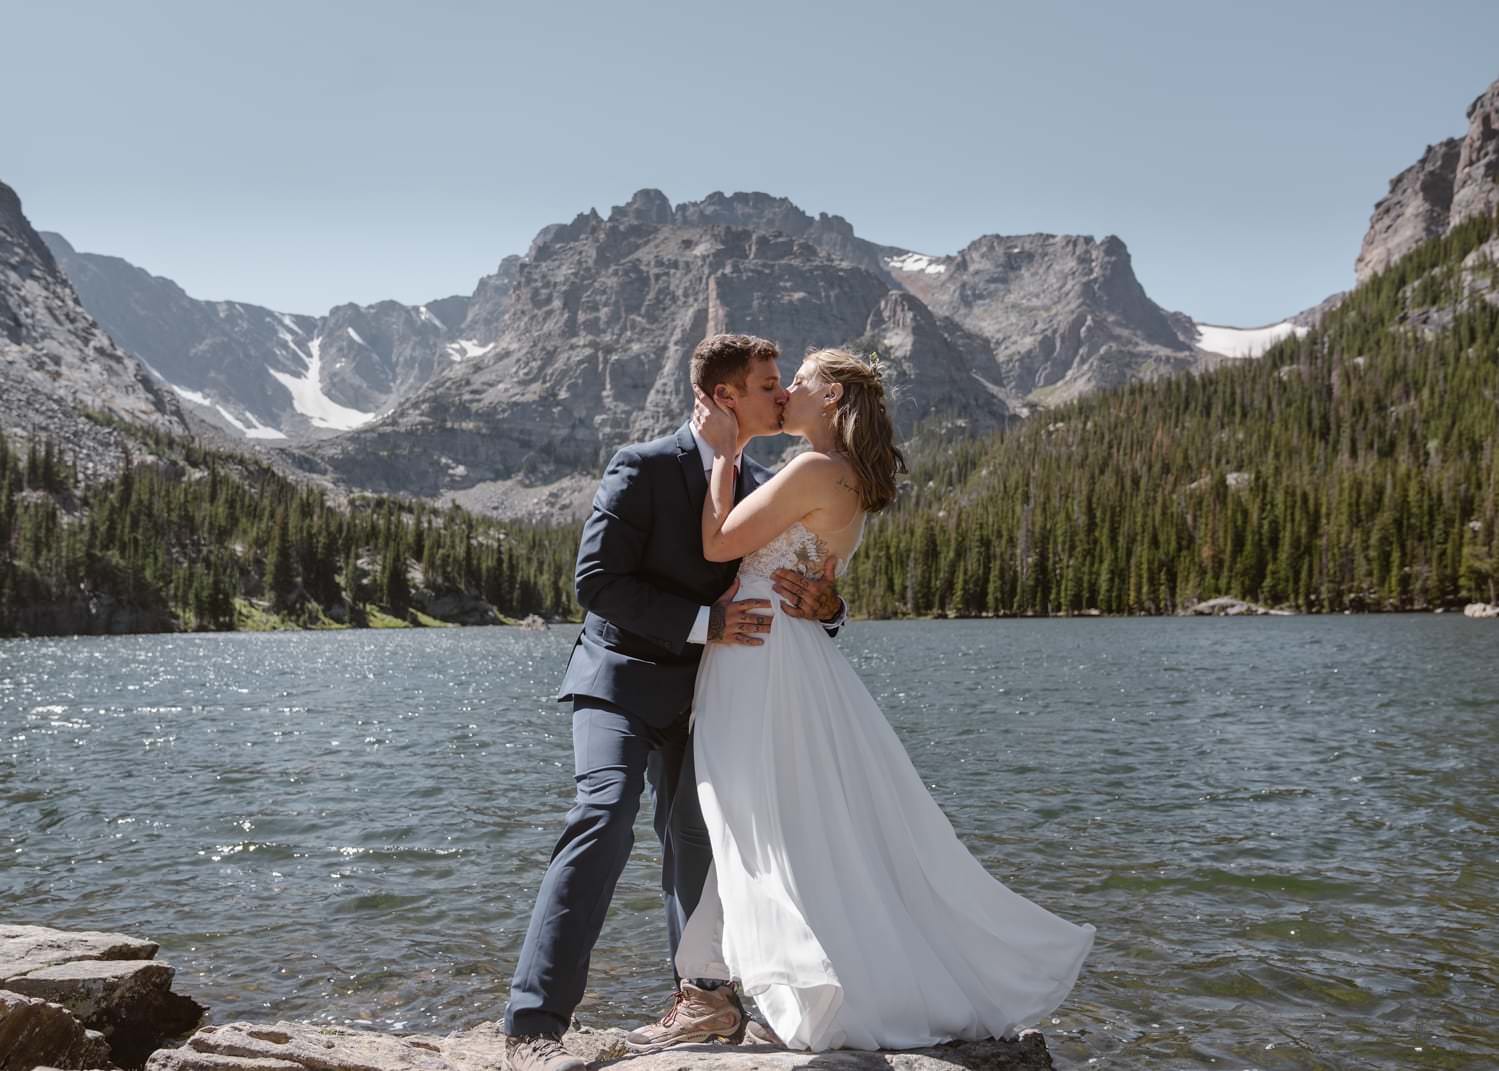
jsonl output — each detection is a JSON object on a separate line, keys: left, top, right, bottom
{"left": 504, "top": 334, "right": 847, "bottom": 1071}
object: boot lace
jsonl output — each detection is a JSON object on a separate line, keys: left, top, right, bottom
{"left": 656, "top": 989, "right": 687, "bottom": 1027}
{"left": 516, "top": 1034, "right": 567, "bottom": 1058}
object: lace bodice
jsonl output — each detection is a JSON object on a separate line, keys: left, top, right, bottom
{"left": 740, "top": 518, "right": 865, "bottom": 581}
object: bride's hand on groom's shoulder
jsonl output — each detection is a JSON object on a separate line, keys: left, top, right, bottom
{"left": 708, "top": 578, "right": 774, "bottom": 646}
{"left": 772, "top": 557, "right": 841, "bottom": 622}
{"left": 692, "top": 386, "right": 739, "bottom": 457}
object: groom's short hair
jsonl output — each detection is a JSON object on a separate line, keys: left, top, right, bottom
{"left": 691, "top": 333, "right": 780, "bottom": 395}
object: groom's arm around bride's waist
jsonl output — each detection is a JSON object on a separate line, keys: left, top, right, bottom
{"left": 575, "top": 445, "right": 706, "bottom": 655}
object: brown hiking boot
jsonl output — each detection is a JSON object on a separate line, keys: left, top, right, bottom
{"left": 743, "top": 1017, "right": 785, "bottom": 1047}
{"left": 505, "top": 1032, "right": 587, "bottom": 1071}
{"left": 624, "top": 981, "right": 747, "bottom": 1053}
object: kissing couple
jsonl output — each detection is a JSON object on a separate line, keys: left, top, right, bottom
{"left": 503, "top": 334, "right": 1094, "bottom": 1070}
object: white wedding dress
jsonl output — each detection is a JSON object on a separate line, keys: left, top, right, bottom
{"left": 675, "top": 518, "right": 1095, "bottom": 1052}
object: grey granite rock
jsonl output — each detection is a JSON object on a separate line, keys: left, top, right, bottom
{"left": 671, "top": 191, "right": 901, "bottom": 282}
{"left": 0, "top": 181, "right": 188, "bottom": 474}
{"left": 1, "top": 925, "right": 204, "bottom": 1069}
{"left": 454, "top": 256, "right": 520, "bottom": 347}
{"left": 859, "top": 290, "right": 1009, "bottom": 435}
{"left": 913, "top": 233, "right": 1196, "bottom": 407}
{"left": 292, "top": 189, "right": 1213, "bottom": 512}
{"left": 293, "top": 210, "right": 929, "bottom": 499}
{"left": 1355, "top": 74, "right": 1499, "bottom": 285}
{"left": 41, "top": 231, "right": 473, "bottom": 444}
{"left": 145, "top": 1020, "right": 1053, "bottom": 1071}
{"left": 1186, "top": 596, "right": 1291, "bottom": 617}
{"left": 0, "top": 925, "right": 158, "bottom": 979}
{"left": 5, "top": 960, "right": 203, "bottom": 1068}
{"left": 1353, "top": 139, "right": 1463, "bottom": 284}
{"left": 1450, "top": 76, "right": 1499, "bottom": 229}
{"left": 17, "top": 175, "right": 1302, "bottom": 519}
{"left": 1289, "top": 291, "right": 1348, "bottom": 329}
{"left": 0, "top": 989, "right": 113, "bottom": 1071}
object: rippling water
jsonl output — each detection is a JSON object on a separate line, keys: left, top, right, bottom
{"left": 2, "top": 619, "right": 1496, "bottom": 1069}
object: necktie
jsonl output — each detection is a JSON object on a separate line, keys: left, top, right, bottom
{"left": 706, "top": 465, "right": 741, "bottom": 499}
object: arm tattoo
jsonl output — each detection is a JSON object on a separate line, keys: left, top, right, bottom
{"left": 708, "top": 602, "right": 726, "bottom": 642}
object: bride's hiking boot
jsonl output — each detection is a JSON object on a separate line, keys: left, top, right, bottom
{"left": 504, "top": 1032, "right": 586, "bottom": 1071}
{"left": 743, "top": 1017, "right": 785, "bottom": 1047}
{"left": 624, "top": 981, "right": 747, "bottom": 1053}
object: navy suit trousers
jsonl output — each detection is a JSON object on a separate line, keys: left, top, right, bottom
{"left": 504, "top": 697, "right": 714, "bottom": 1036}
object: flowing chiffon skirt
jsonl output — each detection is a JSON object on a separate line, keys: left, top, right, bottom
{"left": 675, "top": 571, "right": 1095, "bottom": 1051}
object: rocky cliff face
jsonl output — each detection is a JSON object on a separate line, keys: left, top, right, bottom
{"left": 292, "top": 189, "right": 1214, "bottom": 507}
{"left": 1354, "top": 139, "right": 1464, "bottom": 283}
{"left": 1, "top": 183, "right": 187, "bottom": 472}
{"left": 296, "top": 213, "right": 950, "bottom": 498}
{"left": 668, "top": 189, "right": 901, "bottom": 281}
{"left": 1356, "top": 74, "right": 1499, "bottom": 284}
{"left": 42, "top": 232, "right": 481, "bottom": 441}
{"left": 29, "top": 180, "right": 1249, "bottom": 516}
{"left": 1452, "top": 77, "right": 1499, "bottom": 226}
{"left": 910, "top": 233, "right": 1196, "bottom": 404}
{"left": 454, "top": 254, "right": 521, "bottom": 347}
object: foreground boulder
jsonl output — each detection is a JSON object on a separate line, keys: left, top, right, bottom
{"left": 0, "top": 989, "right": 113, "bottom": 1070}
{"left": 145, "top": 1020, "right": 1054, "bottom": 1071}
{"left": 0, "top": 925, "right": 204, "bottom": 1069}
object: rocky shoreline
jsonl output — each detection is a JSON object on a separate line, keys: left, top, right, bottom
{"left": 2, "top": 926, "right": 1055, "bottom": 1071}
{"left": 0, "top": 925, "right": 203, "bottom": 1070}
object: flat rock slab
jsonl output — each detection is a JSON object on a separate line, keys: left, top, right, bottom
{"left": 5, "top": 955, "right": 204, "bottom": 1068}
{"left": 0, "top": 988, "right": 113, "bottom": 1071}
{"left": 0, "top": 925, "right": 158, "bottom": 981}
{"left": 146, "top": 1021, "right": 1052, "bottom": 1071}
{"left": 5, "top": 960, "right": 178, "bottom": 1022}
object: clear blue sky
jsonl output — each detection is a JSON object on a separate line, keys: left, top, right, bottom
{"left": 6, "top": 0, "right": 1497, "bottom": 326}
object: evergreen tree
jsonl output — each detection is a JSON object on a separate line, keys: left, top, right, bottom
{"left": 265, "top": 510, "right": 296, "bottom": 611}
{"left": 380, "top": 543, "right": 410, "bottom": 615}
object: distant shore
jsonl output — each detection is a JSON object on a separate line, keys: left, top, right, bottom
{"left": 3, "top": 600, "right": 1496, "bottom": 641}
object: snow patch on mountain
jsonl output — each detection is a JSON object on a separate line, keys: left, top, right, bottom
{"left": 270, "top": 337, "right": 378, "bottom": 431}
{"left": 169, "top": 383, "right": 212, "bottom": 407}
{"left": 886, "top": 252, "right": 948, "bottom": 275}
{"left": 446, "top": 339, "right": 495, "bottom": 362}
{"left": 275, "top": 311, "right": 306, "bottom": 337}
{"left": 214, "top": 404, "right": 286, "bottom": 439}
{"left": 132, "top": 355, "right": 215, "bottom": 410}
{"left": 1194, "top": 321, "right": 1308, "bottom": 359}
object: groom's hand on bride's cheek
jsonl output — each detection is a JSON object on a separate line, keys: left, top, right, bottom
{"left": 708, "top": 579, "right": 774, "bottom": 646}
{"left": 772, "top": 557, "right": 841, "bottom": 621}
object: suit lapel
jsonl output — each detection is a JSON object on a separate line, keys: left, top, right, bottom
{"left": 675, "top": 421, "right": 709, "bottom": 508}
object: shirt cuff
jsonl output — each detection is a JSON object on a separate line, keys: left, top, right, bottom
{"left": 820, "top": 598, "right": 848, "bottom": 632}
{"left": 687, "top": 605, "right": 711, "bottom": 645}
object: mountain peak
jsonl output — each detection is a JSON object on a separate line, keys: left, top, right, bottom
{"left": 672, "top": 191, "right": 814, "bottom": 234}
{"left": 1356, "top": 72, "right": 1499, "bottom": 283}
{"left": 1, "top": 180, "right": 186, "bottom": 462}
{"left": 608, "top": 188, "right": 672, "bottom": 224}
{"left": 1451, "top": 74, "right": 1499, "bottom": 225}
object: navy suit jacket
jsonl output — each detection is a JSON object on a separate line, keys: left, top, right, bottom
{"left": 558, "top": 422, "right": 775, "bottom": 727}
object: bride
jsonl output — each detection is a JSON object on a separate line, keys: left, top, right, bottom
{"left": 672, "top": 347, "right": 1095, "bottom": 1052}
